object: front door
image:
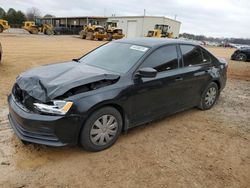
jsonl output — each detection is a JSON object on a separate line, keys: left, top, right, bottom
{"left": 128, "top": 45, "right": 183, "bottom": 126}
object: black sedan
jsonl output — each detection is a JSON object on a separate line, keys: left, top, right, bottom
{"left": 231, "top": 47, "right": 250, "bottom": 62}
{"left": 8, "top": 38, "right": 228, "bottom": 151}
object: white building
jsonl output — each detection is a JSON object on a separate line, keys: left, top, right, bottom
{"left": 107, "top": 16, "right": 181, "bottom": 38}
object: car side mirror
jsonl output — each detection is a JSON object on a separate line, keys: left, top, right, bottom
{"left": 136, "top": 67, "right": 157, "bottom": 78}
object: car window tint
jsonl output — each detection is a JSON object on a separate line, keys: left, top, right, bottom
{"left": 141, "top": 45, "right": 178, "bottom": 72}
{"left": 201, "top": 49, "right": 212, "bottom": 63}
{"left": 180, "top": 45, "right": 203, "bottom": 66}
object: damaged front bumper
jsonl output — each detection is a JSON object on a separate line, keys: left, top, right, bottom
{"left": 8, "top": 95, "right": 82, "bottom": 147}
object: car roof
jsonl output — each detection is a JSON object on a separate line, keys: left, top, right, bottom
{"left": 114, "top": 37, "right": 198, "bottom": 48}
{"left": 240, "top": 47, "right": 250, "bottom": 51}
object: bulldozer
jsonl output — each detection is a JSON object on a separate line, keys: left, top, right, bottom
{"left": 22, "top": 21, "right": 55, "bottom": 35}
{"left": 0, "top": 19, "right": 10, "bottom": 33}
{"left": 79, "top": 22, "right": 107, "bottom": 41}
{"left": 147, "top": 24, "right": 173, "bottom": 38}
{"left": 105, "top": 22, "right": 124, "bottom": 41}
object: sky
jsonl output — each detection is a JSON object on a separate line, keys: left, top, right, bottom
{"left": 0, "top": 0, "right": 250, "bottom": 38}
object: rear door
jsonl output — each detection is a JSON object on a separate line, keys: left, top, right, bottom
{"left": 177, "top": 45, "right": 213, "bottom": 108}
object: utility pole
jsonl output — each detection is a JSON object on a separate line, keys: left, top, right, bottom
{"left": 142, "top": 9, "right": 146, "bottom": 37}
{"left": 174, "top": 14, "right": 177, "bottom": 20}
{"left": 104, "top": 8, "right": 106, "bottom": 17}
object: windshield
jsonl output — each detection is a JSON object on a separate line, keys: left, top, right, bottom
{"left": 79, "top": 42, "right": 149, "bottom": 74}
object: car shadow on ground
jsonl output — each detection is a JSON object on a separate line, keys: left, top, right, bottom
{"left": 11, "top": 108, "right": 198, "bottom": 157}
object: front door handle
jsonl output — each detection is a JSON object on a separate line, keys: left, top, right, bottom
{"left": 175, "top": 77, "right": 183, "bottom": 81}
{"left": 194, "top": 71, "right": 206, "bottom": 76}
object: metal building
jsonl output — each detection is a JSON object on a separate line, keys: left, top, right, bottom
{"left": 39, "top": 15, "right": 181, "bottom": 37}
{"left": 108, "top": 16, "right": 181, "bottom": 38}
{"left": 39, "top": 16, "right": 108, "bottom": 34}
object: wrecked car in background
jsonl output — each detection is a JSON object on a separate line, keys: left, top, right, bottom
{"left": 8, "top": 38, "right": 228, "bottom": 152}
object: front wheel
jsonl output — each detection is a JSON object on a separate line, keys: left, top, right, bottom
{"left": 80, "top": 107, "right": 122, "bottom": 152}
{"left": 198, "top": 82, "right": 219, "bottom": 110}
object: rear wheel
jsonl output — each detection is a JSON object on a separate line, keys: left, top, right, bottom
{"left": 107, "top": 33, "right": 113, "bottom": 41}
{"left": 80, "top": 107, "right": 122, "bottom": 152}
{"left": 236, "top": 53, "right": 247, "bottom": 62}
{"left": 198, "top": 82, "right": 219, "bottom": 110}
{"left": 0, "top": 25, "right": 4, "bottom": 33}
{"left": 86, "top": 32, "right": 94, "bottom": 40}
{"left": 45, "top": 29, "right": 53, "bottom": 35}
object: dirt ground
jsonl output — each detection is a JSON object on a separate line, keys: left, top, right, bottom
{"left": 0, "top": 34, "right": 249, "bottom": 188}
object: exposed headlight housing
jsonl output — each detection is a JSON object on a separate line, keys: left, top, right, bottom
{"left": 34, "top": 100, "right": 73, "bottom": 115}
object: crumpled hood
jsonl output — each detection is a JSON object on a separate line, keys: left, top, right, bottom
{"left": 16, "top": 61, "right": 120, "bottom": 102}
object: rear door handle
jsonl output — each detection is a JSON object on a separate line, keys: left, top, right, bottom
{"left": 175, "top": 77, "right": 183, "bottom": 81}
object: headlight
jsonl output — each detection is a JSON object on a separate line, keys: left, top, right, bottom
{"left": 34, "top": 100, "right": 73, "bottom": 115}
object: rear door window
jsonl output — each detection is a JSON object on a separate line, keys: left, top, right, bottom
{"left": 180, "top": 45, "right": 203, "bottom": 66}
{"left": 201, "top": 49, "right": 212, "bottom": 63}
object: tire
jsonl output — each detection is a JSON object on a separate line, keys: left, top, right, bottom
{"left": 86, "top": 32, "right": 94, "bottom": 40}
{"left": 198, "top": 82, "right": 219, "bottom": 110}
{"left": 107, "top": 33, "right": 113, "bottom": 41}
{"left": 80, "top": 107, "right": 123, "bottom": 152}
{"left": 236, "top": 53, "right": 247, "bottom": 62}
{"left": 79, "top": 31, "right": 86, "bottom": 39}
{"left": 0, "top": 26, "right": 3, "bottom": 33}
{"left": 31, "top": 28, "right": 38, "bottom": 34}
{"left": 45, "top": 29, "right": 52, "bottom": 35}
{"left": 21, "top": 140, "right": 32, "bottom": 145}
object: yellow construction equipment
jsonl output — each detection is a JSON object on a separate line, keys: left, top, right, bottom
{"left": 147, "top": 24, "right": 173, "bottom": 38}
{"left": 22, "top": 21, "right": 55, "bottom": 35}
{"left": 79, "top": 23, "right": 107, "bottom": 41}
{"left": 22, "top": 21, "right": 38, "bottom": 34}
{"left": 0, "top": 19, "right": 10, "bottom": 33}
{"left": 105, "top": 22, "right": 124, "bottom": 41}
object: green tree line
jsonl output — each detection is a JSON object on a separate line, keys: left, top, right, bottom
{"left": 0, "top": 7, "right": 26, "bottom": 26}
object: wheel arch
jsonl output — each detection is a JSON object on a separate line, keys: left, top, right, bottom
{"left": 212, "top": 79, "right": 221, "bottom": 90}
{"left": 77, "top": 102, "right": 128, "bottom": 144}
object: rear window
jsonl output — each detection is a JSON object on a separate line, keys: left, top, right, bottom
{"left": 180, "top": 45, "right": 203, "bottom": 66}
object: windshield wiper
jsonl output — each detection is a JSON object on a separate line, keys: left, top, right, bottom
{"left": 72, "top": 58, "right": 80, "bottom": 63}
